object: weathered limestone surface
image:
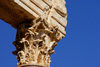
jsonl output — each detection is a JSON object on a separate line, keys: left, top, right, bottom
{"left": 0, "top": 0, "right": 67, "bottom": 29}
{"left": 19, "top": 64, "right": 44, "bottom": 67}
{"left": 0, "top": 0, "right": 67, "bottom": 67}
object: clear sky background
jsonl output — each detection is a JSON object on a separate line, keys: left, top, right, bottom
{"left": 0, "top": 0, "right": 100, "bottom": 67}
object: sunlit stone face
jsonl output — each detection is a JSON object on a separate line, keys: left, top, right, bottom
{"left": 0, "top": 0, "right": 67, "bottom": 37}
{"left": 0, "top": 0, "right": 67, "bottom": 67}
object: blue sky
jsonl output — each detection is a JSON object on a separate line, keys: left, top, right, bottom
{"left": 0, "top": 0, "right": 100, "bottom": 67}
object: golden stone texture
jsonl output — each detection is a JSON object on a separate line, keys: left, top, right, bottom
{"left": 0, "top": 0, "right": 67, "bottom": 67}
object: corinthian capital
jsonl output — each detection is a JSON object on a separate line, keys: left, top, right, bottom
{"left": 0, "top": 0, "right": 67, "bottom": 67}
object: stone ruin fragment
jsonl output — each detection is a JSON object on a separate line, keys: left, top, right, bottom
{"left": 0, "top": 0, "right": 67, "bottom": 67}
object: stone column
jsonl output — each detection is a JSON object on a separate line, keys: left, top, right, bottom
{"left": 13, "top": 18, "right": 59, "bottom": 67}
{"left": 13, "top": 18, "right": 62, "bottom": 67}
{"left": 0, "top": 0, "right": 67, "bottom": 67}
{"left": 19, "top": 64, "right": 44, "bottom": 67}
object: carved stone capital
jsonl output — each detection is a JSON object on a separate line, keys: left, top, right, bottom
{"left": 13, "top": 18, "right": 63, "bottom": 67}
{"left": 0, "top": 0, "right": 67, "bottom": 67}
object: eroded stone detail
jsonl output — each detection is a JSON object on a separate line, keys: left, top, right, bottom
{"left": 8, "top": 0, "right": 67, "bottom": 67}
{"left": 13, "top": 18, "right": 63, "bottom": 67}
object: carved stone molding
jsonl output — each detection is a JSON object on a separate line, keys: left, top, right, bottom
{"left": 0, "top": 0, "right": 67, "bottom": 29}
{"left": 18, "top": 64, "right": 45, "bottom": 67}
{"left": 0, "top": 0, "right": 67, "bottom": 67}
